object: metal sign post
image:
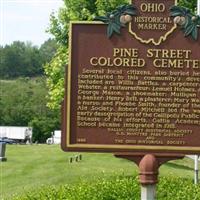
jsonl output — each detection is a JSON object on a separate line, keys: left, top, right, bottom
{"left": 141, "top": 185, "right": 156, "bottom": 200}
{"left": 194, "top": 155, "right": 199, "bottom": 184}
{"left": 139, "top": 155, "right": 158, "bottom": 200}
{"left": 115, "top": 153, "right": 184, "bottom": 200}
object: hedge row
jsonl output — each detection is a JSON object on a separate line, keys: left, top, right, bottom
{"left": 12, "top": 176, "right": 200, "bottom": 200}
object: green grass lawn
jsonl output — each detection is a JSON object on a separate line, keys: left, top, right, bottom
{"left": 1, "top": 144, "right": 197, "bottom": 199}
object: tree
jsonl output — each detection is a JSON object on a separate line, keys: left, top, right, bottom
{"left": 45, "top": 0, "right": 129, "bottom": 110}
{"left": 29, "top": 114, "right": 60, "bottom": 142}
{"left": 178, "top": 0, "right": 197, "bottom": 13}
{"left": 45, "top": 0, "right": 197, "bottom": 110}
{"left": 44, "top": 46, "right": 66, "bottom": 110}
{"left": 0, "top": 39, "right": 58, "bottom": 79}
{"left": 0, "top": 41, "right": 43, "bottom": 78}
{"left": 40, "top": 39, "right": 58, "bottom": 64}
{"left": 0, "top": 77, "right": 60, "bottom": 142}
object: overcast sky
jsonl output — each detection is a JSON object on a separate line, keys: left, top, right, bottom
{"left": 1, "top": 0, "right": 64, "bottom": 46}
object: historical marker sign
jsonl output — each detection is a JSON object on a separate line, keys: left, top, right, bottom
{"left": 62, "top": 0, "right": 200, "bottom": 154}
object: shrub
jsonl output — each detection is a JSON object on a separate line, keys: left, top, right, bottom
{"left": 12, "top": 176, "right": 200, "bottom": 200}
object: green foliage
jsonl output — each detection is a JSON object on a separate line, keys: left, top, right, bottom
{"left": 178, "top": 0, "right": 197, "bottom": 13}
{"left": 0, "top": 39, "right": 60, "bottom": 142}
{"left": 95, "top": 0, "right": 129, "bottom": 15}
{"left": 45, "top": 0, "right": 129, "bottom": 109}
{"left": 29, "top": 116, "right": 59, "bottom": 142}
{"left": 95, "top": 4, "right": 137, "bottom": 38}
{"left": 0, "top": 39, "right": 57, "bottom": 79}
{"left": 0, "top": 42, "right": 42, "bottom": 78}
{"left": 157, "top": 177, "right": 200, "bottom": 200}
{"left": 47, "top": 0, "right": 99, "bottom": 47}
{"left": 44, "top": 47, "right": 66, "bottom": 110}
{"left": 0, "top": 78, "right": 60, "bottom": 142}
{"left": 12, "top": 176, "right": 200, "bottom": 200}
{"left": 40, "top": 38, "right": 58, "bottom": 64}
{"left": 1, "top": 78, "right": 44, "bottom": 126}
{"left": 170, "top": 5, "right": 200, "bottom": 40}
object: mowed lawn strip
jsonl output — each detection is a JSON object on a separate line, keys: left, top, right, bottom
{"left": 1, "top": 144, "right": 197, "bottom": 199}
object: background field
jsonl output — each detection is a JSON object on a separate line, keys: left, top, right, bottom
{"left": 1, "top": 144, "right": 198, "bottom": 199}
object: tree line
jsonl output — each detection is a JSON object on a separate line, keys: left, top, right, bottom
{"left": 0, "top": 77, "right": 60, "bottom": 142}
{"left": 0, "top": 39, "right": 59, "bottom": 142}
{"left": 0, "top": 39, "right": 58, "bottom": 79}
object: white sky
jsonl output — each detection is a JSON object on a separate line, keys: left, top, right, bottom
{"left": 0, "top": 0, "right": 64, "bottom": 47}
